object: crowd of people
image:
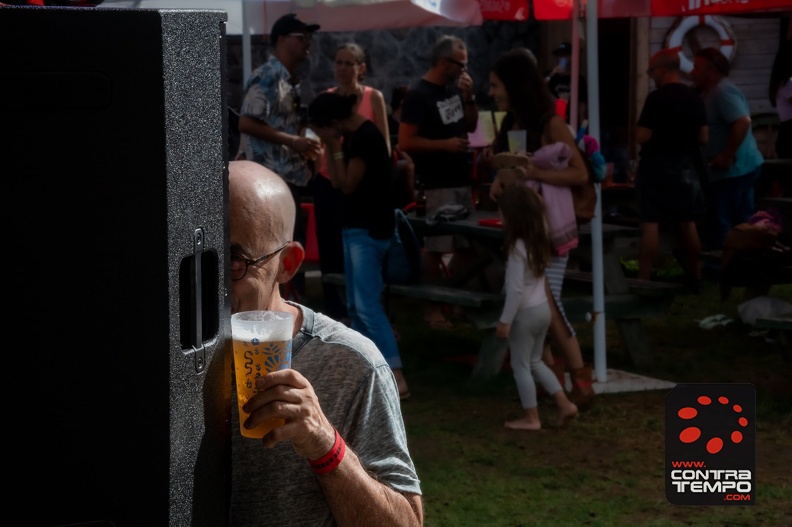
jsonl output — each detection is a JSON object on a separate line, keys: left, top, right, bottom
{"left": 230, "top": 11, "right": 787, "bottom": 524}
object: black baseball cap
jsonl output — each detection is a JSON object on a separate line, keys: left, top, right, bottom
{"left": 552, "top": 42, "right": 572, "bottom": 56}
{"left": 270, "top": 14, "right": 320, "bottom": 45}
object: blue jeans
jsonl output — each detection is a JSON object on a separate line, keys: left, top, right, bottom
{"left": 706, "top": 167, "right": 760, "bottom": 249}
{"left": 342, "top": 228, "right": 402, "bottom": 369}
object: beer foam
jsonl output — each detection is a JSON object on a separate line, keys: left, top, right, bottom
{"left": 232, "top": 324, "right": 291, "bottom": 342}
{"left": 231, "top": 311, "right": 292, "bottom": 341}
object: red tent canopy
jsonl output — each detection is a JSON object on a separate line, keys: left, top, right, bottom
{"left": 479, "top": 0, "right": 790, "bottom": 21}
{"left": 651, "top": 0, "right": 790, "bottom": 17}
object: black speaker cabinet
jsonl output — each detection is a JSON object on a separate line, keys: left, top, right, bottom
{"left": 1, "top": 6, "right": 231, "bottom": 527}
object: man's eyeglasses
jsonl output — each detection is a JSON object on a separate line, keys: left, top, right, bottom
{"left": 287, "top": 32, "right": 313, "bottom": 42}
{"left": 444, "top": 57, "right": 467, "bottom": 70}
{"left": 229, "top": 242, "right": 290, "bottom": 281}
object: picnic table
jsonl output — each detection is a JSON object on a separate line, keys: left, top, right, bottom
{"left": 403, "top": 210, "right": 679, "bottom": 377}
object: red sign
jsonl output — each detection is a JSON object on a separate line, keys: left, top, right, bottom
{"left": 533, "top": 0, "right": 576, "bottom": 20}
{"left": 531, "top": 0, "right": 653, "bottom": 20}
{"left": 479, "top": 0, "right": 530, "bottom": 21}
{"left": 651, "top": 0, "right": 791, "bottom": 16}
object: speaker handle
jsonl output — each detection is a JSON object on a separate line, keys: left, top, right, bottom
{"left": 190, "top": 227, "right": 207, "bottom": 373}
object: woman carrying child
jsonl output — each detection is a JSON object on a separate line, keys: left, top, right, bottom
{"left": 487, "top": 47, "right": 596, "bottom": 409}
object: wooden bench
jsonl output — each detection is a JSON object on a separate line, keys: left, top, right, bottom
{"left": 324, "top": 273, "right": 674, "bottom": 324}
{"left": 323, "top": 272, "right": 675, "bottom": 377}
{"left": 323, "top": 273, "right": 504, "bottom": 310}
{"left": 563, "top": 269, "right": 682, "bottom": 297}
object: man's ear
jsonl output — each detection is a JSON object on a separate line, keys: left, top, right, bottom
{"left": 276, "top": 241, "right": 305, "bottom": 284}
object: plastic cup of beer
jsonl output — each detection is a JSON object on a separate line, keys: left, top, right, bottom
{"left": 507, "top": 129, "right": 527, "bottom": 153}
{"left": 303, "top": 127, "right": 320, "bottom": 161}
{"left": 231, "top": 310, "right": 293, "bottom": 438}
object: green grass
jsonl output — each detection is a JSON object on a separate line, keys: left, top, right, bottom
{"left": 305, "top": 277, "right": 792, "bottom": 526}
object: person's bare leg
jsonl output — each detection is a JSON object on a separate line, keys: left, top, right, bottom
{"left": 446, "top": 246, "right": 478, "bottom": 280}
{"left": 638, "top": 221, "right": 659, "bottom": 281}
{"left": 542, "top": 340, "right": 554, "bottom": 365}
{"left": 677, "top": 221, "right": 702, "bottom": 280}
{"left": 446, "top": 246, "right": 480, "bottom": 319}
{"left": 392, "top": 368, "right": 410, "bottom": 400}
{"left": 545, "top": 283, "right": 583, "bottom": 370}
{"left": 505, "top": 406, "right": 541, "bottom": 430}
{"left": 422, "top": 250, "right": 452, "bottom": 327}
{"left": 545, "top": 281, "right": 594, "bottom": 407}
{"left": 553, "top": 390, "right": 578, "bottom": 427}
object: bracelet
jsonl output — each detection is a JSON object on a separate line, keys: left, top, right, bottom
{"left": 332, "top": 151, "right": 344, "bottom": 160}
{"left": 308, "top": 428, "right": 346, "bottom": 475}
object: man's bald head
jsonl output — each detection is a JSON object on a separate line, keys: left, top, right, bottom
{"left": 650, "top": 48, "right": 680, "bottom": 72}
{"left": 648, "top": 48, "right": 682, "bottom": 87}
{"left": 229, "top": 160, "right": 295, "bottom": 245}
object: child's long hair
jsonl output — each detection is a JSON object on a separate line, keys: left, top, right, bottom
{"left": 498, "top": 185, "right": 551, "bottom": 278}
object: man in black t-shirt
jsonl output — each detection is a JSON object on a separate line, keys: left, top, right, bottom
{"left": 635, "top": 48, "right": 708, "bottom": 292}
{"left": 398, "top": 35, "right": 478, "bottom": 327}
{"left": 545, "top": 41, "right": 588, "bottom": 124}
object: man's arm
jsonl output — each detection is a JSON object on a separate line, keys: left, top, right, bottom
{"left": 458, "top": 71, "right": 478, "bottom": 132}
{"left": 318, "top": 449, "right": 424, "bottom": 527}
{"left": 238, "top": 115, "right": 319, "bottom": 158}
{"left": 247, "top": 369, "right": 423, "bottom": 527}
{"left": 398, "top": 122, "right": 468, "bottom": 155}
{"left": 528, "top": 115, "right": 588, "bottom": 186}
{"left": 710, "top": 115, "right": 750, "bottom": 169}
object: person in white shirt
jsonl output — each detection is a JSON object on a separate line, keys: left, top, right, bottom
{"left": 496, "top": 184, "right": 578, "bottom": 431}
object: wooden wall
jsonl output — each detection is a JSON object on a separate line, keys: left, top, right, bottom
{"left": 647, "top": 15, "right": 781, "bottom": 116}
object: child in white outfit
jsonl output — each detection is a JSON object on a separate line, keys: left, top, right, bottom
{"left": 496, "top": 185, "right": 578, "bottom": 430}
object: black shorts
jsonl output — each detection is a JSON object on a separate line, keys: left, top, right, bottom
{"left": 636, "top": 156, "right": 706, "bottom": 223}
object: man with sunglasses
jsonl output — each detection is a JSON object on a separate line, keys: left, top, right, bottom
{"left": 237, "top": 13, "right": 323, "bottom": 302}
{"left": 228, "top": 160, "right": 423, "bottom": 527}
{"left": 398, "top": 35, "right": 479, "bottom": 329}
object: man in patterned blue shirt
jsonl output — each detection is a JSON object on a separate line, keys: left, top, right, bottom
{"left": 237, "top": 13, "right": 323, "bottom": 300}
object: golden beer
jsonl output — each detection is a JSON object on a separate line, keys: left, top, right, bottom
{"left": 231, "top": 311, "right": 293, "bottom": 438}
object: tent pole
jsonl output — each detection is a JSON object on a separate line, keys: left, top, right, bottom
{"left": 242, "top": 0, "right": 253, "bottom": 86}
{"left": 569, "top": 2, "right": 579, "bottom": 132}
{"left": 585, "top": 0, "right": 606, "bottom": 384}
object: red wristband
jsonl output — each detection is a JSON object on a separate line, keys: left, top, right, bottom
{"left": 308, "top": 428, "right": 346, "bottom": 475}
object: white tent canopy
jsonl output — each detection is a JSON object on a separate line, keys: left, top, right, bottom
{"left": 99, "top": 0, "right": 481, "bottom": 34}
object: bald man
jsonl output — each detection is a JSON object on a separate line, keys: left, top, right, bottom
{"left": 227, "top": 160, "right": 423, "bottom": 527}
{"left": 635, "top": 48, "right": 708, "bottom": 293}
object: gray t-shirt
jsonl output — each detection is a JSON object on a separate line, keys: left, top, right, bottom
{"left": 230, "top": 304, "right": 421, "bottom": 527}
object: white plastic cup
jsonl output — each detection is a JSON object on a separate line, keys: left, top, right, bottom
{"left": 231, "top": 310, "right": 293, "bottom": 438}
{"left": 507, "top": 130, "right": 527, "bottom": 153}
